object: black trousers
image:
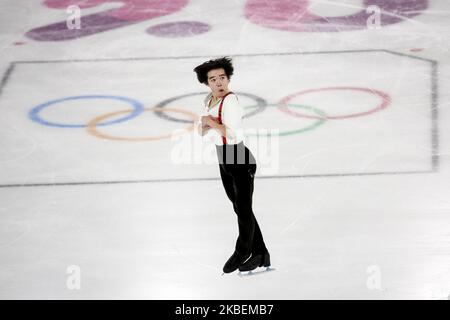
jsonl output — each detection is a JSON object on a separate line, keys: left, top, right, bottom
{"left": 216, "top": 142, "right": 268, "bottom": 256}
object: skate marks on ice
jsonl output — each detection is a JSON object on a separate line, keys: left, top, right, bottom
{"left": 173, "top": 245, "right": 222, "bottom": 274}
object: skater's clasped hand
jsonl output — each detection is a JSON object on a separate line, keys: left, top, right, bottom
{"left": 201, "top": 115, "right": 219, "bottom": 128}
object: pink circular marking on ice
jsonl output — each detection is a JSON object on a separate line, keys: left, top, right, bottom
{"left": 244, "top": 0, "right": 315, "bottom": 32}
{"left": 244, "top": 0, "right": 428, "bottom": 32}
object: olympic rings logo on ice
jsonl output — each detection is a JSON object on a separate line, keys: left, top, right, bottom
{"left": 28, "top": 87, "right": 391, "bottom": 142}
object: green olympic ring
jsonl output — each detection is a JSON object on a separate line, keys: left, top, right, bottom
{"left": 243, "top": 103, "right": 327, "bottom": 137}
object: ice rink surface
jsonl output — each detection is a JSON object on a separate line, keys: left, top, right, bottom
{"left": 0, "top": 0, "right": 449, "bottom": 299}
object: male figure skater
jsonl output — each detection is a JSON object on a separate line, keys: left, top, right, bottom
{"left": 193, "top": 57, "right": 271, "bottom": 274}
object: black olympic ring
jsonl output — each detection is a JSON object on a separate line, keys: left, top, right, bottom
{"left": 152, "top": 91, "right": 268, "bottom": 123}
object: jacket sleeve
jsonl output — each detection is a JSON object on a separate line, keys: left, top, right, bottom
{"left": 222, "top": 94, "right": 243, "bottom": 139}
{"left": 195, "top": 95, "right": 211, "bottom": 137}
{"left": 194, "top": 115, "right": 203, "bottom": 136}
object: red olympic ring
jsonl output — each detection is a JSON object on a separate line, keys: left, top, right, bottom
{"left": 278, "top": 86, "right": 391, "bottom": 120}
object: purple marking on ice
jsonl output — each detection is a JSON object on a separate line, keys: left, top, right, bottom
{"left": 146, "top": 21, "right": 211, "bottom": 38}
{"left": 26, "top": 0, "right": 188, "bottom": 41}
{"left": 26, "top": 13, "right": 130, "bottom": 41}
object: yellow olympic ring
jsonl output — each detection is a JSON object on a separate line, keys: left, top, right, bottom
{"left": 86, "top": 107, "right": 199, "bottom": 141}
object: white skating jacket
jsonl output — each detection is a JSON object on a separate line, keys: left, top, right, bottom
{"left": 196, "top": 91, "right": 244, "bottom": 146}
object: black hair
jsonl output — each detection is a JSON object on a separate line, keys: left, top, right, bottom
{"left": 193, "top": 56, "right": 234, "bottom": 85}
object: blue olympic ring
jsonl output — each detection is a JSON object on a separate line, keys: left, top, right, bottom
{"left": 28, "top": 95, "right": 145, "bottom": 128}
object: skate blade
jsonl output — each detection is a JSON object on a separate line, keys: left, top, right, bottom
{"left": 237, "top": 267, "right": 275, "bottom": 277}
